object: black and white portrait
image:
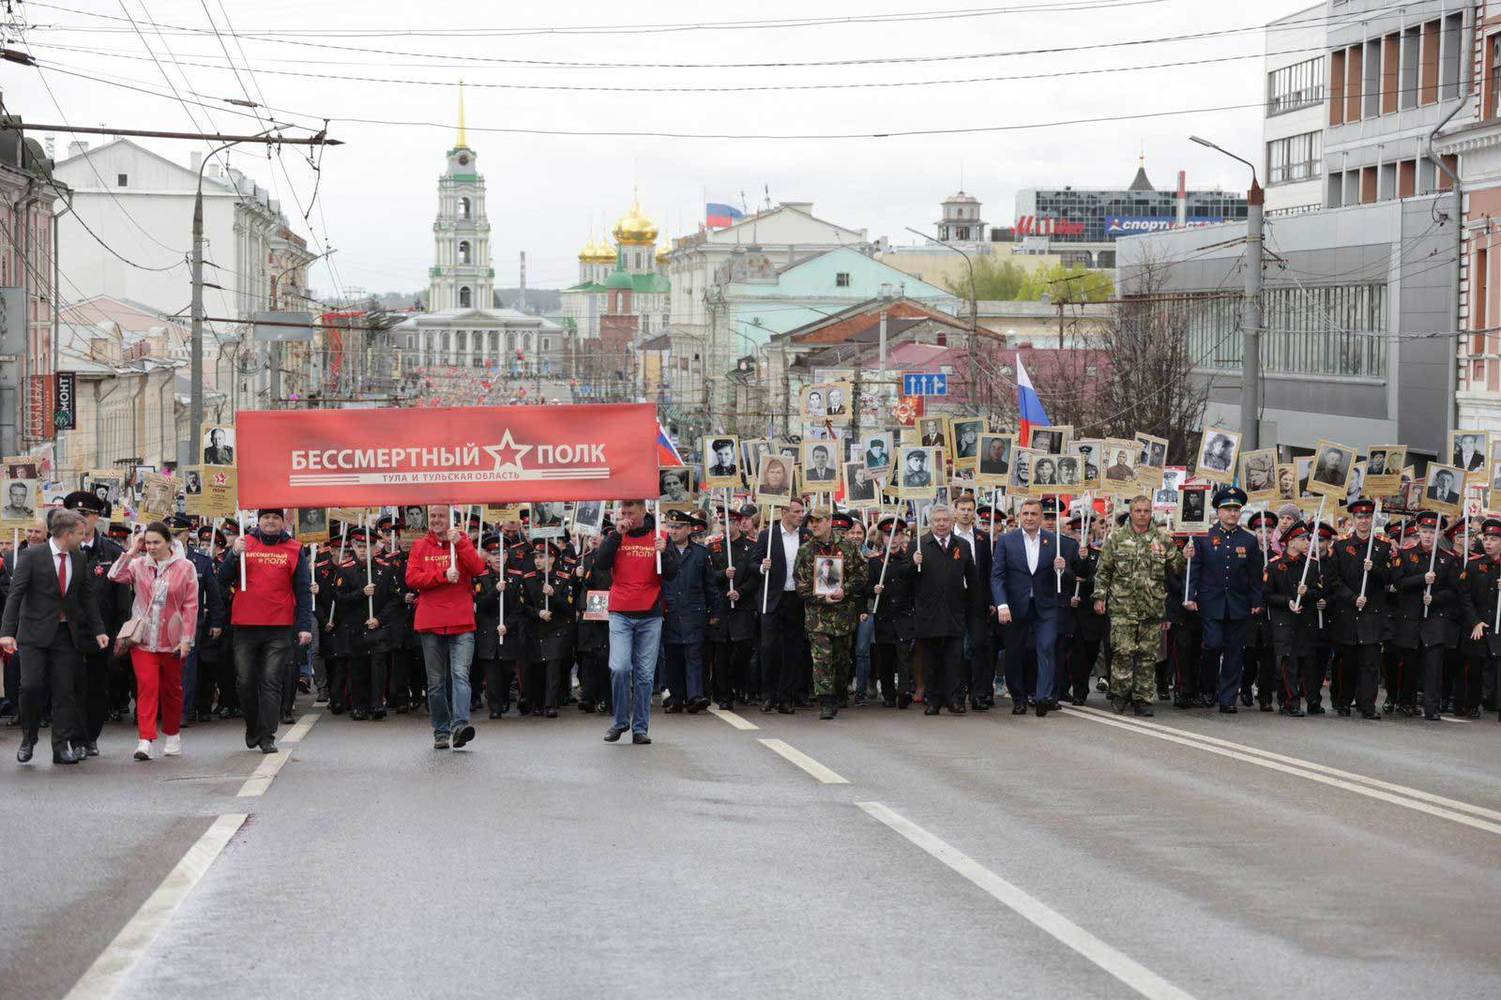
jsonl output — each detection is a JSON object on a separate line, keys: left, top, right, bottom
{"left": 1072, "top": 440, "right": 1101, "bottom": 484}
{"left": 813, "top": 555, "right": 844, "bottom": 597}
{"left": 184, "top": 469, "right": 203, "bottom": 496}
{"left": 1307, "top": 440, "right": 1354, "bottom": 498}
{"left": 573, "top": 500, "right": 605, "bottom": 535}
{"left": 1055, "top": 456, "right": 1080, "bottom": 487}
{"left": 402, "top": 505, "right": 428, "bottom": 532}
{"left": 897, "top": 447, "right": 940, "bottom": 498}
{"left": 978, "top": 434, "right": 1012, "bottom": 479}
{"left": 919, "top": 417, "right": 948, "bottom": 450}
{"left": 1, "top": 477, "right": 36, "bottom": 521}
{"left": 863, "top": 432, "right": 893, "bottom": 473}
{"left": 1179, "top": 487, "right": 1207, "bottom": 527}
{"left": 757, "top": 455, "right": 793, "bottom": 501}
{"left": 1029, "top": 427, "right": 1065, "bottom": 455}
{"left": 1240, "top": 448, "right": 1277, "bottom": 496}
{"left": 202, "top": 425, "right": 235, "bottom": 465}
{"left": 1424, "top": 463, "right": 1463, "bottom": 510}
{"left": 1195, "top": 429, "right": 1240, "bottom": 482}
{"left": 704, "top": 436, "right": 740, "bottom": 483}
{"left": 845, "top": 463, "right": 877, "bottom": 504}
{"left": 1450, "top": 431, "right": 1487, "bottom": 473}
{"left": 801, "top": 441, "right": 840, "bottom": 485}
{"left": 951, "top": 419, "right": 983, "bottom": 463}
{"left": 296, "top": 507, "right": 329, "bottom": 540}
{"left": 659, "top": 467, "right": 694, "bottom": 502}
{"left": 1136, "top": 434, "right": 1168, "bottom": 470}
{"left": 1031, "top": 455, "right": 1059, "bottom": 488}
{"left": 1103, "top": 441, "right": 1138, "bottom": 484}
{"left": 531, "top": 501, "right": 565, "bottom": 537}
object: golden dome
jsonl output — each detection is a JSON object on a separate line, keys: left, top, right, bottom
{"left": 578, "top": 237, "right": 616, "bottom": 265}
{"left": 655, "top": 243, "right": 670, "bottom": 264}
{"left": 612, "top": 200, "right": 658, "bottom": 245}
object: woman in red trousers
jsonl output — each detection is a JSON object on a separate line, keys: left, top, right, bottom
{"left": 109, "top": 521, "right": 199, "bottom": 760}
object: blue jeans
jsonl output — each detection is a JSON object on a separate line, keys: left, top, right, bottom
{"left": 419, "top": 631, "right": 475, "bottom": 737}
{"left": 609, "top": 614, "right": 661, "bottom": 735}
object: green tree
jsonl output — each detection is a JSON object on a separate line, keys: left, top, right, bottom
{"left": 1018, "top": 263, "right": 1114, "bottom": 303}
{"left": 947, "top": 255, "right": 1028, "bottom": 300}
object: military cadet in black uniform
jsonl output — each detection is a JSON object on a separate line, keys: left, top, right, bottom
{"left": 64, "top": 491, "right": 129, "bottom": 754}
{"left": 1264, "top": 521, "right": 1326, "bottom": 716}
{"left": 519, "top": 537, "right": 576, "bottom": 717}
{"left": 573, "top": 528, "right": 611, "bottom": 714}
{"left": 1185, "top": 486, "right": 1264, "bottom": 713}
{"left": 708, "top": 504, "right": 759, "bottom": 710}
{"left": 1458, "top": 517, "right": 1501, "bottom": 720}
{"left": 333, "top": 527, "right": 400, "bottom": 720}
{"left": 1327, "top": 498, "right": 1392, "bottom": 719}
{"left": 1239, "top": 510, "right": 1274, "bottom": 708}
{"left": 1305, "top": 522, "right": 1339, "bottom": 713}
{"left": 1064, "top": 512, "right": 1106, "bottom": 706}
{"left": 869, "top": 515, "right": 915, "bottom": 708}
{"left": 473, "top": 533, "right": 512, "bottom": 718}
{"left": 1165, "top": 534, "right": 1205, "bottom": 708}
{"left": 383, "top": 518, "right": 426, "bottom": 714}
{"left": 1392, "top": 510, "right": 1462, "bottom": 720}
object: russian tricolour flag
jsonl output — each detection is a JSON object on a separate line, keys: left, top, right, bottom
{"left": 656, "top": 422, "right": 685, "bottom": 467}
{"left": 1016, "top": 357, "right": 1050, "bottom": 449}
{"left": 706, "top": 202, "right": 744, "bottom": 230}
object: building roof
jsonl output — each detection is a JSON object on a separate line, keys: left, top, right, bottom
{"left": 777, "top": 297, "right": 970, "bottom": 347}
{"left": 1127, "top": 158, "right": 1154, "bottom": 192}
{"left": 395, "top": 307, "right": 561, "bottom": 331}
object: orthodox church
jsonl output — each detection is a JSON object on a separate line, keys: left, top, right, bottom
{"left": 395, "top": 90, "right": 562, "bottom": 384}
{"left": 559, "top": 200, "right": 672, "bottom": 341}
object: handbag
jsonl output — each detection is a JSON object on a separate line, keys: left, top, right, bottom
{"left": 114, "top": 616, "right": 144, "bottom": 656}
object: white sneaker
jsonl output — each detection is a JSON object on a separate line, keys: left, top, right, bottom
{"left": 133, "top": 739, "right": 152, "bottom": 761}
{"left": 163, "top": 734, "right": 182, "bottom": 756}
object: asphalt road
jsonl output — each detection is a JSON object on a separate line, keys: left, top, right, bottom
{"left": 2, "top": 694, "right": 1499, "bottom": 1000}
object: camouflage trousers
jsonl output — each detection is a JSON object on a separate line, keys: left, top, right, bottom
{"left": 810, "top": 632, "right": 852, "bottom": 697}
{"left": 1109, "top": 618, "right": 1164, "bottom": 704}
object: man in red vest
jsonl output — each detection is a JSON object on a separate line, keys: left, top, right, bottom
{"left": 594, "top": 499, "right": 676, "bottom": 744}
{"left": 219, "top": 509, "right": 312, "bottom": 754}
{"left": 405, "top": 505, "right": 486, "bottom": 751}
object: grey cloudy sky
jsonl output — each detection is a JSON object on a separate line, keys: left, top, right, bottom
{"left": 10, "top": 0, "right": 1316, "bottom": 303}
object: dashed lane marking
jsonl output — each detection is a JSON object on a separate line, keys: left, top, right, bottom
{"left": 758, "top": 738, "right": 848, "bottom": 784}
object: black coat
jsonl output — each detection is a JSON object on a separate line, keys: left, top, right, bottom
{"left": 899, "top": 532, "right": 977, "bottom": 639}
{"left": 662, "top": 542, "right": 715, "bottom": 645}
{"left": 707, "top": 533, "right": 758, "bottom": 642}
{"left": 1326, "top": 533, "right": 1393, "bottom": 646}
{"left": 1264, "top": 553, "right": 1327, "bottom": 658}
{"left": 1460, "top": 554, "right": 1501, "bottom": 656}
{"left": 521, "top": 567, "right": 576, "bottom": 661}
{"left": 332, "top": 558, "right": 401, "bottom": 654}
{"left": 574, "top": 549, "right": 611, "bottom": 655}
{"left": 870, "top": 550, "right": 915, "bottom": 643}
{"left": 1392, "top": 544, "right": 1460, "bottom": 649}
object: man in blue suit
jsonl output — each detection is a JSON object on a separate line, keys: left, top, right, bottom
{"left": 991, "top": 497, "right": 1089, "bottom": 717}
{"left": 1185, "top": 486, "right": 1265, "bottom": 713}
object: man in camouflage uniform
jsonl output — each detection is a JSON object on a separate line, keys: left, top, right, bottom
{"left": 795, "top": 506, "right": 870, "bottom": 720}
{"left": 1093, "top": 495, "right": 1185, "bottom": 715}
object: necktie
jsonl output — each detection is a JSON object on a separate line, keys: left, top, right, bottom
{"left": 57, "top": 551, "right": 67, "bottom": 595}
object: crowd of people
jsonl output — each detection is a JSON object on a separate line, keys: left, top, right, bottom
{"left": 5, "top": 482, "right": 1500, "bottom": 768}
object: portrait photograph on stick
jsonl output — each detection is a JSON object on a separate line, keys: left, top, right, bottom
{"left": 1306, "top": 439, "right": 1355, "bottom": 499}
{"left": 977, "top": 433, "right": 1013, "bottom": 484}
{"left": 755, "top": 454, "right": 794, "bottom": 503}
{"left": 1423, "top": 462, "right": 1464, "bottom": 515}
{"left": 800, "top": 440, "right": 841, "bottom": 488}
{"left": 1239, "top": 448, "right": 1278, "bottom": 502}
{"left": 1449, "top": 430, "right": 1488, "bottom": 479}
{"left": 1194, "top": 428, "right": 1240, "bottom": 483}
{"left": 702, "top": 434, "right": 741, "bottom": 487}
{"left": 658, "top": 466, "right": 694, "bottom": 503}
{"left": 951, "top": 418, "right": 984, "bottom": 467}
{"left": 896, "top": 446, "right": 940, "bottom": 499}
{"left": 1028, "top": 425, "right": 1070, "bottom": 455}
{"left": 812, "top": 555, "right": 844, "bottom": 598}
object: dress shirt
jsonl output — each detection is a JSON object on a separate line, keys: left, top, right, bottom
{"left": 780, "top": 526, "right": 800, "bottom": 592}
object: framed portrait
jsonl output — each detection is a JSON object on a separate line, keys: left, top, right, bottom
{"left": 844, "top": 462, "right": 879, "bottom": 506}
{"left": 1135, "top": 432, "right": 1168, "bottom": 487}
{"left": 0, "top": 476, "right": 38, "bottom": 527}
{"left": 812, "top": 555, "right": 844, "bottom": 597}
{"left": 486, "top": 504, "right": 526, "bottom": 525}
{"left": 1054, "top": 454, "right": 1081, "bottom": 488}
{"left": 1177, "top": 483, "right": 1211, "bottom": 532}
{"left": 1365, "top": 445, "right": 1405, "bottom": 496}
{"left": 1028, "top": 425, "right": 1071, "bottom": 455}
{"left": 1029, "top": 452, "right": 1065, "bottom": 492}
{"left": 87, "top": 470, "right": 122, "bottom": 507}
{"left": 950, "top": 418, "right": 985, "bottom": 468}
{"left": 800, "top": 440, "right": 842, "bottom": 490}
{"left": 1071, "top": 439, "right": 1102, "bottom": 491}
{"left": 186, "top": 466, "right": 236, "bottom": 519}
{"left": 530, "top": 501, "right": 567, "bottom": 538}
{"left": 895, "top": 446, "right": 941, "bottom": 499}
{"left": 917, "top": 416, "right": 950, "bottom": 453}
{"left": 1294, "top": 455, "right": 1313, "bottom": 496}
{"left": 702, "top": 435, "right": 741, "bottom": 488}
{"left": 400, "top": 505, "right": 429, "bottom": 532}
{"left": 572, "top": 500, "right": 606, "bottom": 535}
{"left": 201, "top": 423, "right": 236, "bottom": 466}
{"left": 1423, "top": 462, "right": 1464, "bottom": 516}
{"left": 1306, "top": 439, "right": 1355, "bottom": 499}
{"left": 293, "top": 507, "right": 330, "bottom": 542}
{"left": 140, "top": 473, "right": 178, "bottom": 520}
{"left": 583, "top": 590, "right": 611, "bottom": 622}
{"left": 1101, "top": 439, "right": 1140, "bottom": 488}
{"left": 741, "top": 439, "right": 770, "bottom": 481}
{"left": 1275, "top": 463, "right": 1298, "bottom": 501}
{"left": 976, "top": 434, "right": 1013, "bottom": 486}
{"left": 1009, "top": 447, "right": 1042, "bottom": 496}
{"left": 1239, "top": 448, "right": 1278, "bottom": 503}
{"left": 658, "top": 466, "right": 695, "bottom": 503}
{"left": 1194, "top": 428, "right": 1240, "bottom": 483}
{"left": 861, "top": 431, "right": 894, "bottom": 474}
{"left": 1449, "top": 430, "right": 1489, "bottom": 481}
{"left": 4, "top": 461, "right": 38, "bottom": 480}
{"left": 800, "top": 381, "right": 852, "bottom": 428}
{"left": 1346, "top": 461, "right": 1367, "bottom": 505}
{"left": 756, "top": 454, "right": 795, "bottom": 503}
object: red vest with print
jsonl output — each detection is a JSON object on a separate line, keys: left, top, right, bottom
{"left": 232, "top": 534, "right": 302, "bottom": 627}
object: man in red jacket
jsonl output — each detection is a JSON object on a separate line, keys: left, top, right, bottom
{"left": 405, "top": 505, "right": 486, "bottom": 750}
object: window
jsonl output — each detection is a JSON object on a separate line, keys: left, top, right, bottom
{"left": 1266, "top": 131, "right": 1321, "bottom": 185}
{"left": 1187, "top": 283, "right": 1388, "bottom": 378}
{"left": 1382, "top": 33, "right": 1399, "bottom": 114}
{"left": 487, "top": 330, "right": 499, "bottom": 354}
{"left": 456, "top": 330, "right": 467, "bottom": 353}
{"left": 458, "top": 196, "right": 471, "bottom": 220}
{"left": 1268, "top": 56, "right": 1326, "bottom": 115}
{"left": 1401, "top": 27, "right": 1420, "bottom": 110}
{"left": 116, "top": 173, "right": 127, "bottom": 187}
{"left": 1441, "top": 13, "right": 1462, "bottom": 101}
{"left": 1421, "top": 19, "right": 1440, "bottom": 106}
{"left": 1487, "top": 34, "right": 1501, "bottom": 120}
{"left": 459, "top": 286, "right": 472, "bottom": 308}
{"left": 835, "top": 272, "right": 851, "bottom": 287}
{"left": 1329, "top": 49, "right": 1346, "bottom": 125}
{"left": 1363, "top": 39, "right": 1381, "bottom": 120}
{"left": 458, "top": 240, "right": 471, "bottom": 265}
{"left": 1345, "top": 44, "right": 1363, "bottom": 122}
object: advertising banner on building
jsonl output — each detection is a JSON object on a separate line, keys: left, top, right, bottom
{"left": 237, "top": 403, "right": 662, "bottom": 507}
{"left": 54, "top": 371, "right": 76, "bottom": 432}
{"left": 1104, "top": 216, "right": 1225, "bottom": 236}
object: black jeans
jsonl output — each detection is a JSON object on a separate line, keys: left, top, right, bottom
{"left": 481, "top": 657, "right": 516, "bottom": 712}
{"left": 874, "top": 640, "right": 913, "bottom": 702}
{"left": 712, "top": 639, "right": 753, "bottom": 705}
{"left": 350, "top": 651, "right": 388, "bottom": 713}
{"left": 1338, "top": 644, "right": 1381, "bottom": 712}
{"left": 760, "top": 596, "right": 808, "bottom": 706}
{"left": 20, "top": 634, "right": 85, "bottom": 750}
{"left": 918, "top": 635, "right": 965, "bottom": 707}
{"left": 234, "top": 626, "right": 292, "bottom": 747}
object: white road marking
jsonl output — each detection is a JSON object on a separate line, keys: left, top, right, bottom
{"left": 1061, "top": 707, "right": 1501, "bottom": 836}
{"left": 707, "top": 706, "right": 759, "bottom": 731}
{"left": 63, "top": 813, "right": 247, "bottom": 1000}
{"left": 858, "top": 801, "right": 1198, "bottom": 1000}
{"left": 1067, "top": 704, "right": 1501, "bottom": 824}
{"left": 280, "top": 712, "right": 321, "bottom": 744}
{"left": 758, "top": 738, "right": 848, "bottom": 784}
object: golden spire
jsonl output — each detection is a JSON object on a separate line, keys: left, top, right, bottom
{"left": 456, "top": 79, "right": 468, "bottom": 148}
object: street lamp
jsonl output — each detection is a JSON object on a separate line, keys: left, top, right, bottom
{"left": 905, "top": 226, "right": 979, "bottom": 409}
{"left": 1189, "top": 134, "right": 1264, "bottom": 450}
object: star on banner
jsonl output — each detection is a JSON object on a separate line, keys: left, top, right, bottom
{"left": 482, "top": 429, "right": 533, "bottom": 471}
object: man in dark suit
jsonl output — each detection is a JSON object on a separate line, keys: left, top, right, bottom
{"left": 2, "top": 509, "right": 110, "bottom": 765}
{"left": 901, "top": 503, "right": 977, "bottom": 715}
{"left": 752, "top": 497, "right": 810, "bottom": 713}
{"left": 64, "top": 491, "right": 129, "bottom": 756}
{"left": 953, "top": 494, "right": 995, "bottom": 709}
{"left": 991, "top": 497, "right": 1085, "bottom": 716}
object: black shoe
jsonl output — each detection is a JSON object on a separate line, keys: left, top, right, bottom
{"left": 1280, "top": 705, "right": 1305, "bottom": 718}
{"left": 1070, "top": 695, "right": 1085, "bottom": 706}
{"left": 632, "top": 732, "right": 652, "bottom": 745}
{"left": 434, "top": 734, "right": 450, "bottom": 750}
{"left": 1219, "top": 704, "right": 1238, "bottom": 714}
{"left": 1424, "top": 711, "right": 1441, "bottom": 721}
{"left": 664, "top": 703, "right": 684, "bottom": 714}
{"left": 280, "top": 712, "right": 295, "bottom": 726}
{"left": 350, "top": 709, "right": 368, "bottom": 721}
{"left": 452, "top": 724, "right": 476, "bottom": 749}
{"left": 1382, "top": 698, "right": 1395, "bottom": 715}
{"left": 1307, "top": 704, "right": 1326, "bottom": 715}
{"left": 52, "top": 743, "right": 79, "bottom": 765}
{"left": 819, "top": 698, "right": 835, "bottom": 721}
{"left": 949, "top": 702, "right": 967, "bottom": 716}
{"left": 1035, "top": 702, "right": 1050, "bottom": 718}
{"left": 760, "top": 699, "right": 775, "bottom": 714}
{"left": 718, "top": 701, "right": 732, "bottom": 711}
{"left": 970, "top": 700, "right": 990, "bottom": 712}
{"left": 259, "top": 738, "right": 279, "bottom": 754}
{"left": 685, "top": 701, "right": 701, "bottom": 715}
{"left": 1335, "top": 706, "right": 1351, "bottom": 717}
{"left": 544, "top": 708, "right": 558, "bottom": 718}
{"left": 897, "top": 692, "right": 912, "bottom": 710}
{"left": 371, "top": 709, "right": 386, "bottom": 721}
{"left": 777, "top": 704, "right": 794, "bottom": 715}
{"left": 1133, "top": 702, "right": 1154, "bottom": 717}
{"left": 603, "top": 726, "right": 626, "bottom": 742}
{"left": 17, "top": 739, "right": 34, "bottom": 764}
{"left": 924, "top": 703, "right": 941, "bottom": 716}
{"left": 1012, "top": 703, "right": 1028, "bottom": 716}
{"left": 1239, "top": 691, "right": 1253, "bottom": 707}
{"left": 1360, "top": 709, "right": 1380, "bottom": 720}
{"left": 84, "top": 741, "right": 99, "bottom": 757}
{"left": 1110, "top": 696, "right": 1127, "bottom": 715}
{"left": 329, "top": 704, "right": 346, "bottom": 716}
{"left": 1095, "top": 678, "right": 1108, "bottom": 692}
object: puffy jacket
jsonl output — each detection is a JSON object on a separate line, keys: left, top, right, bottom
{"left": 405, "top": 530, "right": 486, "bottom": 634}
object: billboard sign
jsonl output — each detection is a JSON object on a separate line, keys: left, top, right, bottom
{"left": 1105, "top": 216, "right": 1226, "bottom": 236}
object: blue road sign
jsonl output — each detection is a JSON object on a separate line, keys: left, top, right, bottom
{"left": 902, "top": 372, "right": 948, "bottom": 396}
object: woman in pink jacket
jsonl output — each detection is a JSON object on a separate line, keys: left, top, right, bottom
{"left": 109, "top": 521, "right": 199, "bottom": 761}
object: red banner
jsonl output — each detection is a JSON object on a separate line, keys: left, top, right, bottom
{"left": 238, "top": 403, "right": 662, "bottom": 507}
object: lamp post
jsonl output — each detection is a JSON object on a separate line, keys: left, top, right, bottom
{"left": 905, "top": 226, "right": 978, "bottom": 410}
{"left": 1190, "top": 134, "right": 1263, "bottom": 450}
